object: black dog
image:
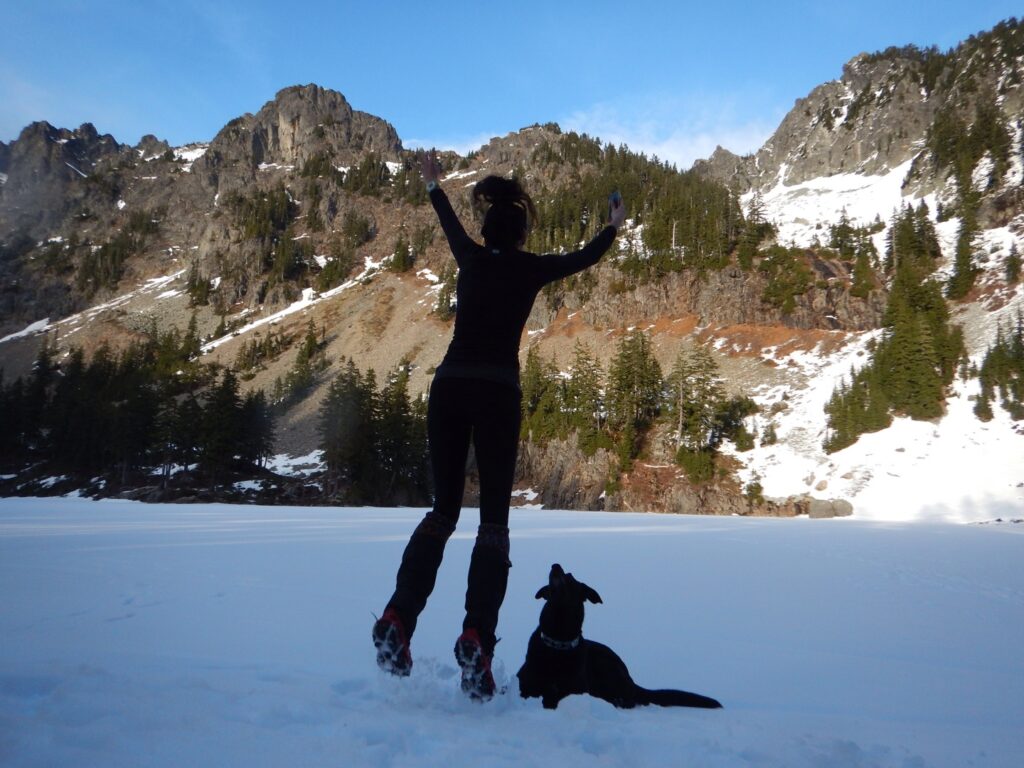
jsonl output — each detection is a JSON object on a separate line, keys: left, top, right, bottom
{"left": 517, "top": 564, "right": 722, "bottom": 710}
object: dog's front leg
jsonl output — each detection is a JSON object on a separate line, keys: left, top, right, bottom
{"left": 541, "top": 692, "right": 564, "bottom": 710}
{"left": 517, "top": 665, "right": 543, "bottom": 700}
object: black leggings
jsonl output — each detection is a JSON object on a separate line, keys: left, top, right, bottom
{"left": 428, "top": 376, "right": 522, "bottom": 527}
{"left": 386, "top": 376, "right": 521, "bottom": 654}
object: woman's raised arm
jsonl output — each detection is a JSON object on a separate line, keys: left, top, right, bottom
{"left": 420, "top": 150, "right": 473, "bottom": 261}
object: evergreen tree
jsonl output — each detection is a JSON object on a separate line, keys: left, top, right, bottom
{"left": 824, "top": 201, "right": 964, "bottom": 450}
{"left": 564, "top": 342, "right": 604, "bottom": 433}
{"left": 281, "top": 320, "right": 327, "bottom": 401}
{"left": 239, "top": 390, "right": 275, "bottom": 468}
{"left": 201, "top": 369, "right": 243, "bottom": 483}
{"left": 44, "top": 346, "right": 92, "bottom": 469}
{"left": 342, "top": 153, "right": 391, "bottom": 196}
{"left": 665, "top": 346, "right": 725, "bottom": 451}
{"left": 25, "top": 339, "right": 58, "bottom": 449}
{"left": 434, "top": 263, "right": 457, "bottom": 321}
{"left": 850, "top": 244, "right": 875, "bottom": 298}
{"left": 376, "top": 361, "right": 430, "bottom": 501}
{"left": 946, "top": 191, "right": 980, "bottom": 299}
{"left": 108, "top": 346, "right": 160, "bottom": 484}
{"left": 389, "top": 232, "right": 414, "bottom": 272}
{"left": 0, "top": 374, "right": 28, "bottom": 462}
{"left": 737, "top": 193, "right": 774, "bottom": 270}
{"left": 303, "top": 180, "right": 324, "bottom": 232}
{"left": 319, "top": 359, "right": 377, "bottom": 499}
{"left": 829, "top": 209, "right": 857, "bottom": 259}
{"left": 975, "top": 312, "right": 1024, "bottom": 420}
{"left": 520, "top": 345, "right": 566, "bottom": 442}
{"left": 182, "top": 313, "right": 202, "bottom": 361}
{"left": 607, "top": 330, "right": 662, "bottom": 434}
{"left": 1005, "top": 243, "right": 1021, "bottom": 285}
{"left": 758, "top": 245, "right": 813, "bottom": 313}
{"left": 173, "top": 395, "right": 204, "bottom": 472}
{"left": 186, "top": 262, "right": 211, "bottom": 306}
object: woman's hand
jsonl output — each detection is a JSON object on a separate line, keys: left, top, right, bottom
{"left": 610, "top": 194, "right": 627, "bottom": 229}
{"left": 418, "top": 150, "right": 441, "bottom": 185}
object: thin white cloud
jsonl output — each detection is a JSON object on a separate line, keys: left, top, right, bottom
{"left": 560, "top": 95, "right": 780, "bottom": 169}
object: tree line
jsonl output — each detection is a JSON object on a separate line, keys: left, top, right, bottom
{"left": 527, "top": 133, "right": 745, "bottom": 279}
{"left": 520, "top": 332, "right": 759, "bottom": 486}
{"left": 824, "top": 203, "right": 966, "bottom": 452}
{"left": 0, "top": 329, "right": 274, "bottom": 488}
{"left": 318, "top": 357, "right": 430, "bottom": 505}
{"left": 973, "top": 311, "right": 1024, "bottom": 422}
{"left": 0, "top": 324, "right": 434, "bottom": 504}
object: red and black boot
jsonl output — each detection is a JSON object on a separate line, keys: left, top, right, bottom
{"left": 454, "top": 627, "right": 496, "bottom": 701}
{"left": 373, "top": 608, "right": 412, "bottom": 677}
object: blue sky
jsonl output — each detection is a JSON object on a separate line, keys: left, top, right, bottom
{"left": 2, "top": 1, "right": 1020, "bottom": 168}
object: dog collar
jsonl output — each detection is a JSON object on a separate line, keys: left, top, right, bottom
{"left": 540, "top": 632, "right": 581, "bottom": 651}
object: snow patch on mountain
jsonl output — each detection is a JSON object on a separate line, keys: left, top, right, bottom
{"left": 173, "top": 143, "right": 208, "bottom": 172}
{"left": 0, "top": 317, "right": 51, "bottom": 345}
{"left": 0, "top": 270, "right": 188, "bottom": 346}
{"left": 200, "top": 254, "right": 387, "bottom": 353}
{"left": 731, "top": 284, "right": 1024, "bottom": 522}
{"left": 744, "top": 160, "right": 919, "bottom": 246}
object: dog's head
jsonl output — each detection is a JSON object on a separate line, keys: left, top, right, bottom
{"left": 534, "top": 564, "right": 602, "bottom": 641}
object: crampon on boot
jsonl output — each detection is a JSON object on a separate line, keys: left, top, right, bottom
{"left": 373, "top": 608, "right": 412, "bottom": 677}
{"left": 454, "top": 628, "right": 496, "bottom": 701}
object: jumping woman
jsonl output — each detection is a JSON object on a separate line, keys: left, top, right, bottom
{"left": 373, "top": 151, "right": 627, "bottom": 700}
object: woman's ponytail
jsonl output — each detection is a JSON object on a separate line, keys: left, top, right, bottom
{"left": 473, "top": 176, "right": 537, "bottom": 250}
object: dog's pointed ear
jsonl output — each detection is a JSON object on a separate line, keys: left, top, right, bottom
{"left": 583, "top": 585, "right": 603, "bottom": 604}
{"left": 535, "top": 585, "right": 551, "bottom": 600}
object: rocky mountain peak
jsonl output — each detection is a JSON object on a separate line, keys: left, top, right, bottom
{"left": 134, "top": 134, "right": 171, "bottom": 159}
{"left": 0, "top": 120, "right": 126, "bottom": 234}
{"left": 199, "top": 84, "right": 402, "bottom": 187}
{"left": 696, "top": 19, "right": 1024, "bottom": 203}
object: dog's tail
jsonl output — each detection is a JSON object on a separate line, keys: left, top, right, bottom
{"left": 635, "top": 687, "right": 722, "bottom": 709}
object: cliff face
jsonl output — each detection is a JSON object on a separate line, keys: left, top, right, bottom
{"left": 546, "top": 260, "right": 885, "bottom": 333}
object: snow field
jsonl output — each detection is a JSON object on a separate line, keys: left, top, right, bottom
{"left": 732, "top": 322, "right": 1024, "bottom": 521}
{"left": 1, "top": 498, "right": 1021, "bottom": 767}
{"left": 730, "top": 155, "right": 1024, "bottom": 518}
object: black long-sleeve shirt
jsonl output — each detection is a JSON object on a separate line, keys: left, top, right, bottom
{"left": 429, "top": 185, "right": 617, "bottom": 390}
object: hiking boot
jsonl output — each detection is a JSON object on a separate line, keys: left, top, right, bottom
{"left": 454, "top": 628, "right": 496, "bottom": 701}
{"left": 373, "top": 608, "right": 412, "bottom": 677}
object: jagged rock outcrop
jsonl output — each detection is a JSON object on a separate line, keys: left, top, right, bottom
{"left": 695, "top": 21, "right": 1024, "bottom": 205}
{"left": 516, "top": 436, "right": 615, "bottom": 510}
{"left": 134, "top": 134, "right": 171, "bottom": 159}
{"left": 0, "top": 121, "right": 125, "bottom": 234}
{"left": 196, "top": 84, "right": 402, "bottom": 194}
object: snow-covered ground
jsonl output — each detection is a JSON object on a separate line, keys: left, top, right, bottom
{"left": 731, "top": 320, "right": 1024, "bottom": 522}
{"left": 1, "top": 498, "right": 1021, "bottom": 767}
{"left": 731, "top": 155, "right": 1024, "bottom": 518}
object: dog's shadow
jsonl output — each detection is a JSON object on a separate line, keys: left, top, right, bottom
{"left": 516, "top": 564, "right": 722, "bottom": 711}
